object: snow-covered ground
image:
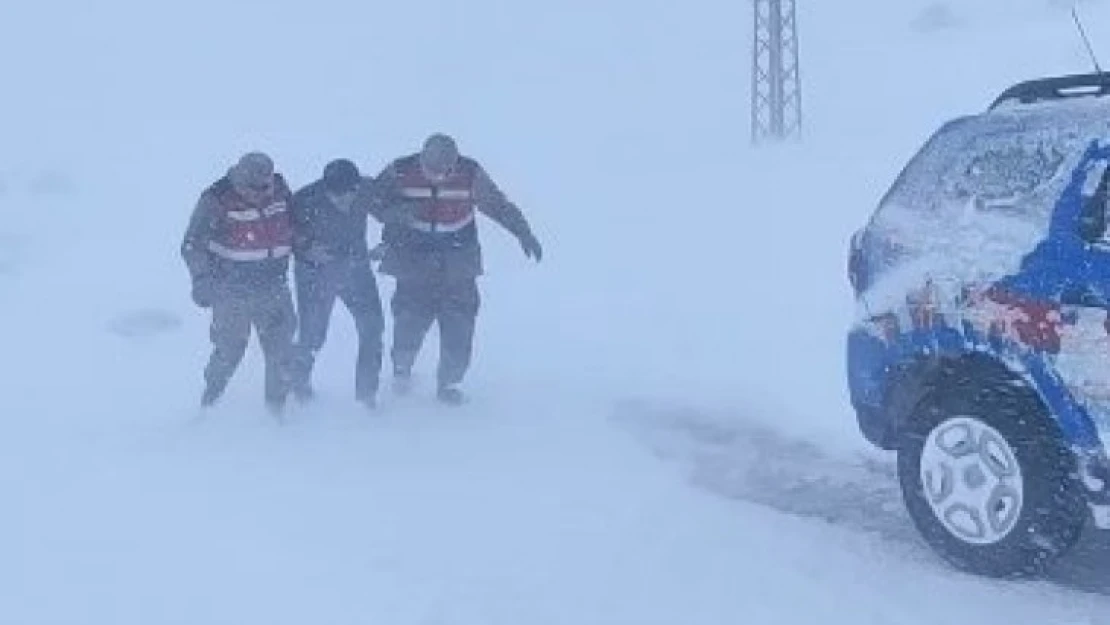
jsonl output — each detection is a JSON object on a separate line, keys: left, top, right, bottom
{"left": 5, "top": 0, "right": 1110, "bottom": 623}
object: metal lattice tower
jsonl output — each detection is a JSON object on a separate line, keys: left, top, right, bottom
{"left": 751, "top": 0, "right": 802, "bottom": 143}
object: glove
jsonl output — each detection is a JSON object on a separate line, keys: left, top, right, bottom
{"left": 519, "top": 231, "right": 543, "bottom": 262}
{"left": 191, "top": 276, "right": 214, "bottom": 308}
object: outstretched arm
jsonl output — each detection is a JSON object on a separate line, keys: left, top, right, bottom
{"left": 473, "top": 165, "right": 542, "bottom": 261}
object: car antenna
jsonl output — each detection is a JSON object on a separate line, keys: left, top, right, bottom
{"left": 1072, "top": 2, "right": 1105, "bottom": 77}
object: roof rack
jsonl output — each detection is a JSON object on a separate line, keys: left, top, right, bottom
{"left": 988, "top": 72, "right": 1110, "bottom": 110}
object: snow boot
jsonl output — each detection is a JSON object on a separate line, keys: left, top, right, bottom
{"left": 200, "top": 384, "right": 223, "bottom": 408}
{"left": 292, "top": 383, "right": 315, "bottom": 403}
{"left": 357, "top": 388, "right": 378, "bottom": 411}
{"left": 436, "top": 385, "right": 466, "bottom": 406}
{"left": 392, "top": 368, "right": 413, "bottom": 396}
{"left": 266, "top": 398, "right": 287, "bottom": 422}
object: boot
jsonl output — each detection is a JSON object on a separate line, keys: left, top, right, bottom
{"left": 266, "top": 397, "right": 287, "bottom": 422}
{"left": 436, "top": 385, "right": 466, "bottom": 406}
{"left": 292, "top": 382, "right": 315, "bottom": 403}
{"left": 201, "top": 384, "right": 223, "bottom": 408}
{"left": 392, "top": 367, "right": 413, "bottom": 396}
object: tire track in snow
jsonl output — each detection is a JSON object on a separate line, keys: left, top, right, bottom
{"left": 612, "top": 399, "right": 1110, "bottom": 596}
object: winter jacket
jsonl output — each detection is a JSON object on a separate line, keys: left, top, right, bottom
{"left": 181, "top": 173, "right": 294, "bottom": 291}
{"left": 290, "top": 179, "right": 374, "bottom": 264}
{"left": 360, "top": 155, "right": 536, "bottom": 282}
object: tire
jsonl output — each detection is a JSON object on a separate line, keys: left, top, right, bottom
{"left": 897, "top": 381, "right": 1087, "bottom": 578}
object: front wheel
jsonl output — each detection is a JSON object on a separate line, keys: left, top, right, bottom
{"left": 897, "top": 387, "right": 1086, "bottom": 578}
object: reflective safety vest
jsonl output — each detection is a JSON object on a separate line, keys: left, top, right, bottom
{"left": 396, "top": 156, "right": 478, "bottom": 234}
{"left": 207, "top": 175, "right": 294, "bottom": 262}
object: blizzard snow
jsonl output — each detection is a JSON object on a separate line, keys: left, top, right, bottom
{"left": 5, "top": 0, "right": 1110, "bottom": 623}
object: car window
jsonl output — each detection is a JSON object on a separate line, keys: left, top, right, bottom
{"left": 879, "top": 117, "right": 1088, "bottom": 224}
{"left": 948, "top": 140, "right": 1068, "bottom": 214}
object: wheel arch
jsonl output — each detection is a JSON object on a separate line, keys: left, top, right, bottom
{"left": 883, "top": 351, "right": 1099, "bottom": 456}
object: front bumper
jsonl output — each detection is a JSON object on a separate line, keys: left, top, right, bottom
{"left": 847, "top": 327, "right": 897, "bottom": 449}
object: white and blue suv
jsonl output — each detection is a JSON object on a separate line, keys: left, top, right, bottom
{"left": 847, "top": 73, "right": 1110, "bottom": 577}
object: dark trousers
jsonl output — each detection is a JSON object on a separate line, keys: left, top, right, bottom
{"left": 391, "top": 277, "right": 480, "bottom": 389}
{"left": 292, "top": 258, "right": 384, "bottom": 400}
{"left": 205, "top": 281, "right": 296, "bottom": 406}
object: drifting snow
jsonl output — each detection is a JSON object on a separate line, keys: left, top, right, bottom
{"left": 3, "top": 0, "right": 1110, "bottom": 624}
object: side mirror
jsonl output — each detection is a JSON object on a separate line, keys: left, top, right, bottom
{"left": 848, "top": 230, "right": 865, "bottom": 295}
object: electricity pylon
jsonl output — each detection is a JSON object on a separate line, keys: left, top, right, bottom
{"left": 751, "top": 0, "right": 802, "bottom": 143}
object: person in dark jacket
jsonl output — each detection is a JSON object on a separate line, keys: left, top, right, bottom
{"left": 362, "top": 133, "right": 543, "bottom": 405}
{"left": 288, "top": 159, "right": 385, "bottom": 408}
{"left": 181, "top": 152, "right": 297, "bottom": 416}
